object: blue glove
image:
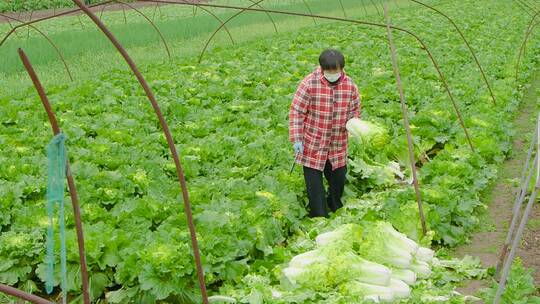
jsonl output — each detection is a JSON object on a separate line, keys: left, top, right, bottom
{"left": 293, "top": 141, "right": 303, "bottom": 154}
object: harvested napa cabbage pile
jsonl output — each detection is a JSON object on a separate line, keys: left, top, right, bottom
{"left": 282, "top": 222, "right": 435, "bottom": 303}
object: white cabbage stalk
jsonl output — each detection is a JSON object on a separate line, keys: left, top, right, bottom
{"left": 282, "top": 266, "right": 308, "bottom": 285}
{"left": 387, "top": 161, "right": 404, "bottom": 179}
{"left": 315, "top": 230, "right": 342, "bottom": 247}
{"left": 346, "top": 118, "right": 390, "bottom": 149}
{"left": 364, "top": 294, "right": 381, "bottom": 303}
{"left": 283, "top": 253, "right": 330, "bottom": 287}
{"left": 391, "top": 268, "right": 417, "bottom": 285}
{"left": 208, "top": 295, "right": 237, "bottom": 303}
{"left": 315, "top": 224, "right": 362, "bottom": 248}
{"left": 289, "top": 249, "right": 326, "bottom": 268}
{"left": 340, "top": 280, "right": 394, "bottom": 302}
{"left": 271, "top": 290, "right": 283, "bottom": 299}
{"left": 409, "top": 259, "right": 432, "bottom": 279}
{"left": 357, "top": 222, "right": 418, "bottom": 269}
{"left": 346, "top": 118, "right": 372, "bottom": 137}
{"left": 348, "top": 257, "right": 392, "bottom": 286}
{"left": 415, "top": 247, "right": 435, "bottom": 263}
{"left": 382, "top": 248, "right": 414, "bottom": 269}
{"left": 330, "top": 251, "right": 392, "bottom": 286}
{"left": 388, "top": 278, "right": 411, "bottom": 299}
{"left": 382, "top": 224, "right": 419, "bottom": 255}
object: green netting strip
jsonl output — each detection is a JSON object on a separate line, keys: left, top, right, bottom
{"left": 45, "top": 133, "right": 67, "bottom": 304}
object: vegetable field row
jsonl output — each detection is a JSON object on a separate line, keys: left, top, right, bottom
{"left": 0, "top": 0, "right": 539, "bottom": 302}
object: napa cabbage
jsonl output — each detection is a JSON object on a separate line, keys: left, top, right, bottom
{"left": 339, "top": 280, "right": 394, "bottom": 302}
{"left": 346, "top": 118, "right": 389, "bottom": 150}
{"left": 390, "top": 268, "right": 417, "bottom": 285}
{"left": 356, "top": 222, "right": 418, "bottom": 268}
{"left": 329, "top": 250, "right": 392, "bottom": 286}
{"left": 315, "top": 223, "right": 363, "bottom": 249}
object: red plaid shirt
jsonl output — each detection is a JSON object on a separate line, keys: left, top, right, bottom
{"left": 289, "top": 67, "right": 361, "bottom": 171}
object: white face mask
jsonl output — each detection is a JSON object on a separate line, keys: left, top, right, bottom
{"left": 324, "top": 71, "right": 341, "bottom": 83}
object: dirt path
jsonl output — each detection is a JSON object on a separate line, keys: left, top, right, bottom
{"left": 0, "top": 0, "right": 205, "bottom": 24}
{"left": 456, "top": 70, "right": 540, "bottom": 295}
{"left": 516, "top": 72, "right": 540, "bottom": 283}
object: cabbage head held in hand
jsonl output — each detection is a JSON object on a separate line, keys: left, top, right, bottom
{"left": 346, "top": 118, "right": 389, "bottom": 150}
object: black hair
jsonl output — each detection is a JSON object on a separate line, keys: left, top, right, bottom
{"left": 319, "top": 49, "right": 345, "bottom": 70}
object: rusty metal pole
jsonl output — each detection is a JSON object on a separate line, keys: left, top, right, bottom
{"left": 17, "top": 48, "right": 91, "bottom": 304}
{"left": 515, "top": 12, "right": 540, "bottom": 81}
{"left": 383, "top": 4, "right": 427, "bottom": 235}
{"left": 0, "top": 284, "right": 53, "bottom": 304}
{"left": 115, "top": 0, "right": 171, "bottom": 59}
{"left": 68, "top": 1, "right": 209, "bottom": 303}
{"left": 410, "top": 0, "right": 497, "bottom": 106}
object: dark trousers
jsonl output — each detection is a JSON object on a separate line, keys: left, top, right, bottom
{"left": 303, "top": 160, "right": 347, "bottom": 217}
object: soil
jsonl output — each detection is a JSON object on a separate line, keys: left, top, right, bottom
{"left": 0, "top": 0, "right": 206, "bottom": 23}
{"left": 456, "top": 70, "right": 540, "bottom": 297}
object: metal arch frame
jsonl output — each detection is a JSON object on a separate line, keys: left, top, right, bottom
{"left": 143, "top": 0, "right": 475, "bottom": 151}
{"left": 338, "top": 0, "right": 348, "bottom": 18}
{"left": 99, "top": 1, "right": 111, "bottom": 18}
{"left": 121, "top": 2, "right": 128, "bottom": 24}
{"left": 245, "top": 0, "right": 278, "bottom": 34}
{"left": 518, "top": 0, "right": 539, "bottom": 13}
{"left": 410, "top": 0, "right": 497, "bottom": 105}
{"left": 0, "top": 1, "right": 116, "bottom": 47}
{"left": 1, "top": 14, "right": 23, "bottom": 39}
{"left": 515, "top": 11, "right": 540, "bottom": 81}
{"left": 114, "top": 0, "right": 172, "bottom": 60}
{"left": 0, "top": 1, "right": 173, "bottom": 68}
{"left": 0, "top": 13, "right": 74, "bottom": 81}
{"left": 189, "top": 3, "right": 236, "bottom": 46}
{"left": 198, "top": 0, "right": 265, "bottom": 64}
{"left": 369, "top": 0, "right": 382, "bottom": 17}
{"left": 152, "top": 0, "right": 163, "bottom": 20}
{"left": 0, "top": 0, "right": 237, "bottom": 75}
{"left": 360, "top": 0, "right": 369, "bottom": 16}
{"left": 176, "top": 0, "right": 238, "bottom": 46}
{"left": 96, "top": 1, "right": 173, "bottom": 59}
{"left": 98, "top": 0, "right": 133, "bottom": 23}
{"left": 27, "top": 10, "right": 34, "bottom": 38}
{"left": 516, "top": 0, "right": 534, "bottom": 16}
{"left": 301, "top": 0, "right": 317, "bottom": 25}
